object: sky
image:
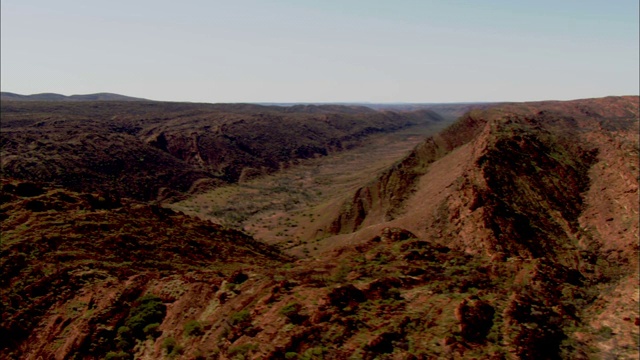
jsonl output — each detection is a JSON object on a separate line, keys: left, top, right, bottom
{"left": 1, "top": 0, "right": 638, "bottom": 103}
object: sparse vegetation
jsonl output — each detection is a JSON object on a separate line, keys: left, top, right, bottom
{"left": 162, "top": 337, "right": 184, "bottom": 357}
{"left": 124, "top": 294, "right": 166, "bottom": 339}
{"left": 229, "top": 310, "right": 251, "bottom": 326}
{"left": 105, "top": 351, "right": 130, "bottom": 360}
{"left": 228, "top": 343, "right": 258, "bottom": 357}
{"left": 184, "top": 320, "right": 204, "bottom": 336}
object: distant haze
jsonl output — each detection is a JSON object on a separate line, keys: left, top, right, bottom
{"left": 0, "top": 91, "right": 149, "bottom": 102}
{"left": 1, "top": 0, "right": 638, "bottom": 103}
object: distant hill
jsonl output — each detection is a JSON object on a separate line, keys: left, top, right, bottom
{"left": 260, "top": 102, "right": 499, "bottom": 121}
{"left": 0, "top": 101, "right": 447, "bottom": 201}
{"left": 0, "top": 92, "right": 150, "bottom": 102}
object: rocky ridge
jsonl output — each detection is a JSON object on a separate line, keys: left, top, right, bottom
{"left": 0, "top": 101, "right": 445, "bottom": 201}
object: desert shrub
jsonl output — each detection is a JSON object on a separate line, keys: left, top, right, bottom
{"left": 193, "top": 349, "right": 211, "bottom": 360}
{"left": 597, "top": 326, "right": 614, "bottom": 340}
{"left": 125, "top": 294, "right": 166, "bottom": 339}
{"left": 170, "top": 346, "right": 185, "bottom": 357}
{"left": 162, "top": 337, "right": 183, "bottom": 357}
{"left": 387, "top": 288, "right": 401, "bottom": 300}
{"left": 280, "top": 302, "right": 301, "bottom": 318}
{"left": 184, "top": 320, "right": 204, "bottom": 336}
{"left": 279, "top": 302, "right": 307, "bottom": 324}
{"left": 105, "top": 351, "right": 130, "bottom": 360}
{"left": 143, "top": 323, "right": 161, "bottom": 338}
{"left": 332, "top": 262, "right": 350, "bottom": 283}
{"left": 299, "top": 347, "right": 325, "bottom": 359}
{"left": 193, "top": 349, "right": 208, "bottom": 360}
{"left": 115, "top": 326, "right": 132, "bottom": 348}
{"left": 230, "top": 310, "right": 251, "bottom": 326}
{"left": 228, "top": 343, "right": 257, "bottom": 356}
{"left": 117, "top": 326, "right": 131, "bottom": 336}
{"left": 162, "top": 337, "right": 177, "bottom": 352}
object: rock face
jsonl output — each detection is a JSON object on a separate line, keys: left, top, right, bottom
{"left": 328, "top": 110, "right": 487, "bottom": 234}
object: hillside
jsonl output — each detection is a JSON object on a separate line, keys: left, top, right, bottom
{"left": 0, "top": 179, "right": 289, "bottom": 359}
{"left": 4, "top": 182, "right": 630, "bottom": 359}
{"left": 327, "top": 96, "right": 639, "bottom": 237}
{"left": 0, "top": 101, "right": 445, "bottom": 201}
{"left": 318, "top": 95, "right": 640, "bottom": 358}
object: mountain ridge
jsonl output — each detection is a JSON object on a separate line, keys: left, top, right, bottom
{"left": 312, "top": 95, "right": 639, "bottom": 358}
{"left": 326, "top": 96, "right": 639, "bottom": 239}
{"left": 0, "top": 101, "right": 448, "bottom": 202}
{"left": 1, "top": 92, "right": 150, "bottom": 102}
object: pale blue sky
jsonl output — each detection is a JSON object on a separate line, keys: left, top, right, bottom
{"left": 1, "top": 0, "right": 638, "bottom": 103}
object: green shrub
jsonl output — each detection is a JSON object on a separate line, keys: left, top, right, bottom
{"left": 285, "top": 352, "right": 298, "bottom": 359}
{"left": 193, "top": 349, "right": 208, "bottom": 360}
{"left": 280, "top": 302, "right": 301, "bottom": 318}
{"left": 125, "top": 294, "right": 166, "bottom": 339}
{"left": 115, "top": 325, "right": 132, "bottom": 346}
{"left": 184, "top": 320, "right": 204, "bottom": 336}
{"left": 117, "top": 326, "right": 130, "bottom": 336}
{"left": 597, "top": 326, "right": 614, "bottom": 340}
{"left": 143, "top": 323, "right": 161, "bottom": 338}
{"left": 171, "top": 345, "right": 185, "bottom": 357}
{"left": 387, "top": 287, "right": 402, "bottom": 300}
{"left": 115, "top": 338, "right": 131, "bottom": 351}
{"left": 299, "top": 347, "right": 325, "bottom": 359}
{"left": 279, "top": 302, "right": 307, "bottom": 324}
{"left": 162, "top": 337, "right": 184, "bottom": 356}
{"left": 228, "top": 343, "right": 257, "bottom": 356}
{"left": 162, "top": 337, "right": 178, "bottom": 354}
{"left": 105, "top": 351, "right": 130, "bottom": 360}
{"left": 230, "top": 310, "right": 251, "bottom": 326}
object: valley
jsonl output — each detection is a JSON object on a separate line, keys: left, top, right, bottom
{"left": 168, "top": 122, "right": 450, "bottom": 252}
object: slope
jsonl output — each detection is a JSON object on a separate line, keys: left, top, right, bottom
{"left": 0, "top": 179, "right": 288, "bottom": 359}
{"left": 314, "top": 95, "right": 640, "bottom": 358}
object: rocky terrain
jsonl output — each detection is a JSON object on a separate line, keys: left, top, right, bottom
{"left": 1, "top": 96, "right": 638, "bottom": 359}
{"left": 320, "top": 96, "right": 640, "bottom": 358}
{"left": 0, "top": 101, "right": 444, "bottom": 201}
{"left": 0, "top": 179, "right": 287, "bottom": 359}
